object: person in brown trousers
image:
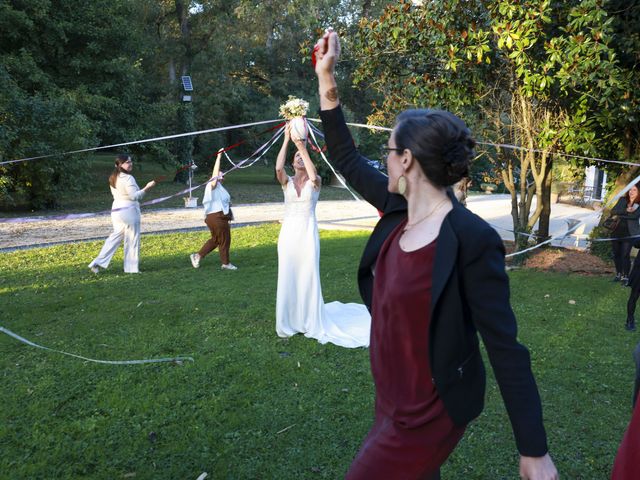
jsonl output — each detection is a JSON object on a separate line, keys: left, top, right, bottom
{"left": 190, "top": 150, "right": 237, "bottom": 271}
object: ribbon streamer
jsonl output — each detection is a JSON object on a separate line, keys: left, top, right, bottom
{"left": 0, "top": 326, "right": 194, "bottom": 365}
{"left": 0, "top": 119, "right": 283, "bottom": 166}
{"left": 306, "top": 118, "right": 640, "bottom": 168}
{"left": 306, "top": 123, "right": 360, "bottom": 202}
{"left": 207, "top": 122, "right": 285, "bottom": 161}
{"left": 0, "top": 127, "right": 286, "bottom": 225}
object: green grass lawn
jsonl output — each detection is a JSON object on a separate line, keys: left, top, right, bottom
{"left": 0, "top": 224, "right": 637, "bottom": 479}
{"left": 2, "top": 154, "right": 356, "bottom": 217}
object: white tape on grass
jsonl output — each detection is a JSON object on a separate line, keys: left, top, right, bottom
{"left": 0, "top": 326, "right": 194, "bottom": 365}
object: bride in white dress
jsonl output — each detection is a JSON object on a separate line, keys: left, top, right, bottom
{"left": 275, "top": 124, "right": 370, "bottom": 348}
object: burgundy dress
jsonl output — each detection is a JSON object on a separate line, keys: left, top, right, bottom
{"left": 612, "top": 399, "right": 640, "bottom": 479}
{"left": 346, "top": 222, "right": 465, "bottom": 479}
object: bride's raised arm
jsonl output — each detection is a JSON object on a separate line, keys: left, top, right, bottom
{"left": 292, "top": 137, "right": 319, "bottom": 189}
{"left": 275, "top": 124, "right": 291, "bottom": 187}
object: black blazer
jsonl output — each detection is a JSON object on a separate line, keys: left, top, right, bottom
{"left": 611, "top": 197, "right": 640, "bottom": 239}
{"left": 319, "top": 106, "right": 548, "bottom": 457}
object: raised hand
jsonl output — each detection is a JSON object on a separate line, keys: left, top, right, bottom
{"left": 314, "top": 29, "right": 341, "bottom": 78}
{"left": 314, "top": 30, "right": 341, "bottom": 110}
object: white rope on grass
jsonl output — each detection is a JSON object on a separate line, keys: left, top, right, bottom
{"left": 0, "top": 326, "right": 194, "bottom": 365}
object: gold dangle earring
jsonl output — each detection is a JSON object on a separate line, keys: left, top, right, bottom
{"left": 397, "top": 175, "right": 407, "bottom": 196}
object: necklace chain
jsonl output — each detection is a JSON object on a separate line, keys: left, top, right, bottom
{"left": 403, "top": 197, "right": 449, "bottom": 232}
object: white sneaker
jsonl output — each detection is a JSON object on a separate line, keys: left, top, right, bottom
{"left": 190, "top": 253, "right": 200, "bottom": 268}
{"left": 221, "top": 263, "right": 237, "bottom": 271}
{"left": 89, "top": 264, "right": 100, "bottom": 274}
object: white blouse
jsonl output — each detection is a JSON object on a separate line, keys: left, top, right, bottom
{"left": 110, "top": 173, "right": 145, "bottom": 205}
{"left": 202, "top": 182, "right": 231, "bottom": 216}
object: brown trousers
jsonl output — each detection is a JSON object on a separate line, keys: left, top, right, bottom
{"left": 198, "top": 211, "right": 232, "bottom": 264}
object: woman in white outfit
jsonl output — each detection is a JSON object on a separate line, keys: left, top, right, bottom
{"left": 275, "top": 124, "right": 370, "bottom": 348}
{"left": 88, "top": 154, "right": 156, "bottom": 274}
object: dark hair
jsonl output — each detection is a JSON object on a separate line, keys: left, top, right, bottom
{"left": 625, "top": 182, "right": 640, "bottom": 203}
{"left": 109, "top": 154, "right": 131, "bottom": 188}
{"left": 394, "top": 109, "right": 475, "bottom": 187}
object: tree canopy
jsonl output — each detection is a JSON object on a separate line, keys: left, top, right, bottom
{"left": 0, "top": 0, "right": 637, "bottom": 216}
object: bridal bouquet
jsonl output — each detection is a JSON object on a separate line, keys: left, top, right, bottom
{"left": 279, "top": 96, "right": 309, "bottom": 120}
{"left": 279, "top": 96, "right": 310, "bottom": 142}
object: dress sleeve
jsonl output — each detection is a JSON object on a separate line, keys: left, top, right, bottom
{"left": 319, "top": 106, "right": 404, "bottom": 213}
{"left": 461, "top": 227, "right": 548, "bottom": 456}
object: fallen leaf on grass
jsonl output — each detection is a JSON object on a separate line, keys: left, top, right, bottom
{"left": 276, "top": 424, "right": 296, "bottom": 435}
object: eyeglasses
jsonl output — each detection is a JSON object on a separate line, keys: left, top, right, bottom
{"left": 380, "top": 144, "right": 404, "bottom": 158}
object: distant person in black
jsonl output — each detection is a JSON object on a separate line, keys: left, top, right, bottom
{"left": 610, "top": 183, "right": 640, "bottom": 284}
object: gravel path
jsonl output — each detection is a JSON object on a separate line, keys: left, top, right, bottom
{"left": 0, "top": 194, "right": 598, "bottom": 252}
{"left": 0, "top": 200, "right": 380, "bottom": 252}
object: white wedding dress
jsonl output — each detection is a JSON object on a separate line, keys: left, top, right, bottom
{"left": 276, "top": 177, "right": 370, "bottom": 348}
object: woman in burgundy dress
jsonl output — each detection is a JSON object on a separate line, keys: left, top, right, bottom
{"left": 313, "top": 31, "right": 558, "bottom": 480}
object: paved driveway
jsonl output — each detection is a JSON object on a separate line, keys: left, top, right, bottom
{"left": 466, "top": 194, "right": 601, "bottom": 248}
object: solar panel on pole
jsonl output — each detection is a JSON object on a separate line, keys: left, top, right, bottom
{"left": 181, "top": 76, "right": 193, "bottom": 91}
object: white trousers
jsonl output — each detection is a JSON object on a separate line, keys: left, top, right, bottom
{"left": 90, "top": 204, "right": 141, "bottom": 273}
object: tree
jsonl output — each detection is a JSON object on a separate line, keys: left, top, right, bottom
{"left": 351, "top": 0, "right": 630, "bottom": 252}
{"left": 0, "top": 0, "right": 174, "bottom": 208}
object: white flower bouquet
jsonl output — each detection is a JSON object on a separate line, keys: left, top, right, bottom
{"left": 279, "top": 96, "right": 309, "bottom": 120}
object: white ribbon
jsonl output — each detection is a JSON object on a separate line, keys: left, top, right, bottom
{"left": 1, "top": 119, "right": 283, "bottom": 166}
{"left": 307, "top": 118, "right": 640, "bottom": 168}
{"left": 0, "top": 326, "right": 194, "bottom": 365}
{"left": 306, "top": 123, "right": 360, "bottom": 201}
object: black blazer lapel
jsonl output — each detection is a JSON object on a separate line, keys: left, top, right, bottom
{"left": 431, "top": 215, "right": 459, "bottom": 315}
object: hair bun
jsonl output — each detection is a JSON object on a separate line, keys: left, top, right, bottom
{"left": 443, "top": 137, "right": 473, "bottom": 183}
{"left": 395, "top": 109, "right": 475, "bottom": 187}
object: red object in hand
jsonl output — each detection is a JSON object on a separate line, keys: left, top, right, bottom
{"left": 311, "top": 30, "right": 332, "bottom": 67}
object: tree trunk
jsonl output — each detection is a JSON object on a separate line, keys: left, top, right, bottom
{"left": 537, "top": 157, "right": 553, "bottom": 242}
{"left": 168, "top": 58, "right": 176, "bottom": 84}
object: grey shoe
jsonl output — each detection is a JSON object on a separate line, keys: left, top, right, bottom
{"left": 89, "top": 264, "right": 100, "bottom": 274}
{"left": 190, "top": 253, "right": 200, "bottom": 268}
{"left": 221, "top": 263, "right": 237, "bottom": 271}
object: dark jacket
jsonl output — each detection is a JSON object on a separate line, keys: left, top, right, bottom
{"left": 611, "top": 197, "right": 640, "bottom": 239}
{"left": 319, "top": 106, "right": 548, "bottom": 457}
